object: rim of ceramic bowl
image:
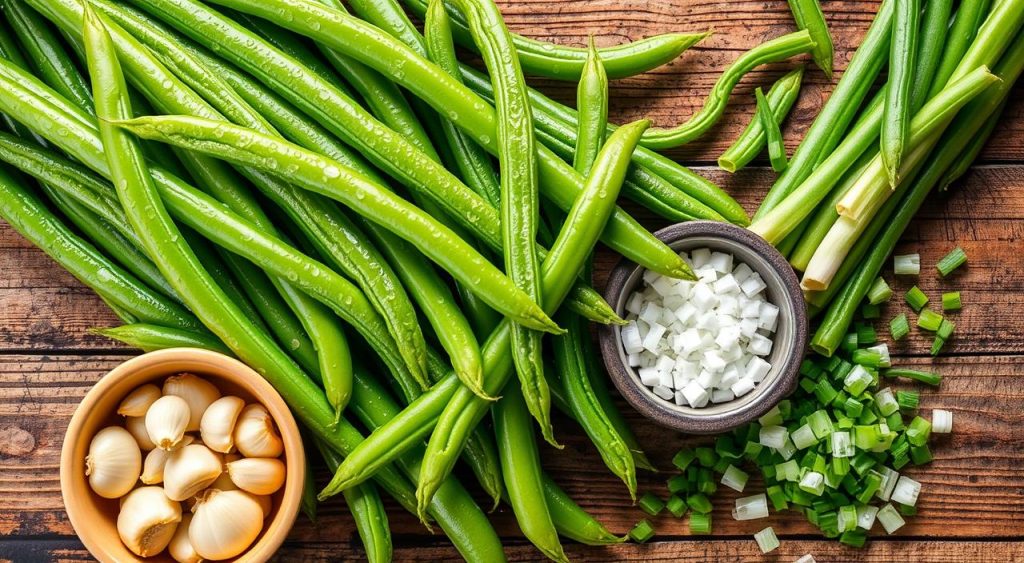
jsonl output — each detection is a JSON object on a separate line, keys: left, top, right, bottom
{"left": 598, "top": 221, "right": 807, "bottom": 434}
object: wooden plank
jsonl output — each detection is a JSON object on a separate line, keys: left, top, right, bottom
{"left": 3, "top": 164, "right": 1024, "bottom": 353}
{"left": 2, "top": 537, "right": 1023, "bottom": 562}
{"left": 1, "top": 354, "right": 1021, "bottom": 549}
{"left": 497, "top": 0, "right": 1024, "bottom": 163}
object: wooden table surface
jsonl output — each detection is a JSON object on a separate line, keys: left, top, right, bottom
{"left": 2, "top": 1, "right": 1023, "bottom": 561}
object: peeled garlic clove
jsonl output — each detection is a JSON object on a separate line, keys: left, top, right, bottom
{"left": 125, "top": 415, "right": 156, "bottom": 451}
{"left": 200, "top": 395, "right": 245, "bottom": 454}
{"left": 226, "top": 457, "right": 286, "bottom": 496}
{"left": 245, "top": 492, "right": 272, "bottom": 519}
{"left": 117, "top": 384, "right": 161, "bottom": 417}
{"left": 147, "top": 395, "right": 191, "bottom": 451}
{"left": 163, "top": 373, "right": 220, "bottom": 432}
{"left": 208, "top": 471, "right": 238, "bottom": 492}
{"left": 168, "top": 513, "right": 202, "bottom": 563}
{"left": 164, "top": 444, "right": 223, "bottom": 501}
{"left": 233, "top": 404, "right": 283, "bottom": 458}
{"left": 190, "top": 489, "right": 263, "bottom": 560}
{"left": 86, "top": 426, "right": 142, "bottom": 499}
{"left": 117, "top": 486, "right": 182, "bottom": 557}
{"left": 141, "top": 436, "right": 194, "bottom": 485}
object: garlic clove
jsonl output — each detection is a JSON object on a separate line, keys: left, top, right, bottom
{"left": 117, "top": 384, "right": 161, "bottom": 417}
{"left": 117, "top": 486, "right": 182, "bottom": 557}
{"left": 226, "top": 457, "right": 286, "bottom": 496}
{"left": 233, "top": 404, "right": 283, "bottom": 458}
{"left": 168, "top": 513, "right": 203, "bottom": 563}
{"left": 125, "top": 415, "right": 157, "bottom": 451}
{"left": 141, "top": 436, "right": 194, "bottom": 485}
{"left": 245, "top": 492, "right": 272, "bottom": 519}
{"left": 189, "top": 489, "right": 263, "bottom": 560}
{"left": 164, "top": 444, "right": 223, "bottom": 502}
{"left": 200, "top": 395, "right": 245, "bottom": 454}
{"left": 208, "top": 471, "right": 238, "bottom": 492}
{"left": 85, "top": 426, "right": 142, "bottom": 499}
{"left": 163, "top": 373, "right": 221, "bottom": 432}
{"left": 147, "top": 395, "right": 191, "bottom": 451}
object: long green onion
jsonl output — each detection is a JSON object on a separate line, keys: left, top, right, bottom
{"left": 881, "top": 0, "right": 920, "bottom": 186}
{"left": 719, "top": 66, "right": 804, "bottom": 173}
{"left": 884, "top": 368, "right": 941, "bottom": 386}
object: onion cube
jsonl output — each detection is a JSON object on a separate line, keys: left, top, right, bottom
{"left": 713, "top": 274, "right": 740, "bottom": 295}
{"left": 696, "top": 312, "right": 720, "bottom": 332}
{"left": 731, "top": 377, "right": 755, "bottom": 397}
{"left": 740, "top": 274, "right": 767, "bottom": 297}
{"left": 674, "top": 303, "right": 698, "bottom": 325}
{"left": 625, "top": 292, "right": 645, "bottom": 315}
{"left": 658, "top": 368, "right": 674, "bottom": 388}
{"left": 662, "top": 294, "right": 685, "bottom": 311}
{"left": 691, "top": 283, "right": 717, "bottom": 311}
{"left": 711, "top": 388, "right": 735, "bottom": 403}
{"left": 739, "top": 318, "right": 759, "bottom": 338}
{"left": 696, "top": 266, "right": 718, "bottom": 283}
{"left": 718, "top": 296, "right": 739, "bottom": 318}
{"left": 674, "top": 328, "right": 702, "bottom": 355}
{"left": 655, "top": 355, "right": 675, "bottom": 373}
{"left": 708, "top": 251, "right": 733, "bottom": 273}
{"left": 642, "top": 268, "right": 661, "bottom": 285}
{"left": 638, "top": 367, "right": 660, "bottom": 386}
{"left": 718, "top": 366, "right": 740, "bottom": 389}
{"left": 732, "top": 262, "right": 754, "bottom": 283}
{"left": 740, "top": 297, "right": 762, "bottom": 318}
{"left": 639, "top": 302, "right": 662, "bottom": 324}
{"left": 621, "top": 322, "right": 643, "bottom": 354}
{"left": 748, "top": 333, "right": 774, "bottom": 356}
{"left": 627, "top": 353, "right": 642, "bottom": 367}
{"left": 652, "top": 385, "right": 674, "bottom": 401}
{"left": 746, "top": 357, "right": 772, "bottom": 382}
{"left": 697, "top": 369, "right": 719, "bottom": 389}
{"left": 758, "top": 302, "right": 780, "bottom": 331}
{"left": 703, "top": 350, "right": 727, "bottom": 373}
{"left": 642, "top": 323, "right": 666, "bottom": 352}
{"left": 720, "top": 344, "right": 745, "bottom": 363}
{"left": 715, "top": 326, "right": 742, "bottom": 350}
{"left": 681, "top": 380, "right": 709, "bottom": 407}
{"left": 691, "top": 248, "right": 711, "bottom": 268}
{"left": 674, "top": 390, "right": 688, "bottom": 406}
{"left": 650, "top": 275, "right": 677, "bottom": 296}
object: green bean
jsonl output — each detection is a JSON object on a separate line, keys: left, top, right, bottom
{"left": 637, "top": 30, "right": 815, "bottom": 149}
{"left": 423, "top": 0, "right": 500, "bottom": 207}
{"left": 909, "top": 0, "right": 953, "bottom": 112}
{"left": 927, "top": 0, "right": 991, "bottom": 100}
{"left": 0, "top": 165, "right": 198, "bottom": 330}
{"left": 320, "top": 120, "right": 647, "bottom": 500}
{"left": 786, "top": 0, "right": 834, "bottom": 77}
{"left": 542, "top": 475, "right": 625, "bottom": 545}
{"left": 756, "top": 0, "right": 894, "bottom": 218}
{"left": 317, "top": 445, "right": 392, "bottom": 563}
{"left": 494, "top": 384, "right": 568, "bottom": 562}
{"left": 573, "top": 39, "right": 607, "bottom": 175}
{"left": 459, "top": 66, "right": 747, "bottom": 225}
{"left": 401, "top": 0, "right": 708, "bottom": 80}
{"left": 719, "top": 66, "right": 804, "bottom": 173}
{"left": 553, "top": 312, "right": 636, "bottom": 499}
{"left": 91, "top": 324, "right": 234, "bottom": 355}
{"left": 119, "top": 115, "right": 561, "bottom": 335}
{"left": 153, "top": 0, "right": 692, "bottom": 279}
{"left": 882, "top": 0, "right": 919, "bottom": 186}
{"left": 755, "top": 87, "right": 788, "bottom": 173}
{"left": 938, "top": 99, "right": 1004, "bottom": 191}
{"left": 78, "top": 12, "right": 437, "bottom": 533}
{"left": 410, "top": 120, "right": 649, "bottom": 517}
{"left": 3, "top": 0, "right": 94, "bottom": 114}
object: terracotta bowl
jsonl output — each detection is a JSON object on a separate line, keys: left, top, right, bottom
{"left": 60, "top": 348, "right": 304, "bottom": 562}
{"left": 598, "top": 221, "right": 807, "bottom": 434}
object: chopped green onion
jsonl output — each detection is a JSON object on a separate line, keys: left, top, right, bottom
{"left": 877, "top": 503, "right": 906, "bottom": 533}
{"left": 758, "top": 405, "right": 784, "bottom": 426}
{"left": 929, "top": 337, "right": 946, "bottom": 356}
{"left": 837, "top": 504, "right": 858, "bottom": 531}
{"left": 861, "top": 303, "right": 881, "bottom": 319}
{"left": 856, "top": 472, "right": 882, "bottom": 504}
{"left": 814, "top": 379, "right": 838, "bottom": 404}
{"left": 867, "top": 276, "right": 893, "bottom": 304}
{"left": 698, "top": 468, "right": 717, "bottom": 494}
{"left": 936, "top": 247, "right": 967, "bottom": 277}
{"left": 842, "top": 332, "right": 859, "bottom": 352}
{"left": 721, "top": 464, "right": 750, "bottom": 492}
{"left": 905, "top": 286, "right": 929, "bottom": 312}
{"left": 883, "top": 368, "right": 941, "bottom": 386}
{"left": 898, "top": 503, "right": 918, "bottom": 516}
{"left": 890, "top": 313, "right": 910, "bottom": 340}
{"left": 856, "top": 324, "right": 877, "bottom": 345}
{"left": 851, "top": 349, "right": 882, "bottom": 368}
{"left": 875, "top": 466, "right": 899, "bottom": 502}
{"left": 906, "top": 416, "right": 932, "bottom": 446}
{"left": 733, "top": 493, "right": 769, "bottom": 520}
{"left": 776, "top": 459, "right": 800, "bottom": 482}
{"left": 791, "top": 424, "right": 819, "bottom": 450}
{"left": 754, "top": 526, "right": 780, "bottom": 553}
{"left": 759, "top": 425, "right": 789, "bottom": 449}
{"left": 937, "top": 319, "right": 955, "bottom": 341}
{"left": 799, "top": 471, "right": 826, "bottom": 496}
{"left": 808, "top": 409, "right": 834, "bottom": 438}
{"left": 910, "top": 444, "right": 933, "bottom": 465}
{"left": 931, "top": 409, "right": 952, "bottom": 433}
{"left": 689, "top": 512, "right": 712, "bottom": 534}
{"left": 672, "top": 449, "right": 696, "bottom": 471}
{"left": 843, "top": 397, "right": 864, "bottom": 418}
{"left": 766, "top": 484, "right": 789, "bottom": 510}
{"left": 856, "top": 504, "right": 878, "bottom": 530}
{"left": 695, "top": 447, "right": 718, "bottom": 467}
{"left": 795, "top": 556, "right": 817, "bottom": 563}
{"left": 941, "top": 291, "right": 962, "bottom": 311}
{"left": 893, "top": 253, "right": 920, "bottom": 275}
{"left": 629, "top": 519, "right": 656, "bottom": 543}
{"left": 667, "top": 474, "right": 688, "bottom": 494}
{"left": 866, "top": 344, "right": 892, "bottom": 367}
{"left": 686, "top": 493, "right": 713, "bottom": 514}
{"left": 917, "top": 309, "right": 943, "bottom": 332}
{"left": 638, "top": 492, "right": 665, "bottom": 516}
{"left": 896, "top": 390, "right": 919, "bottom": 411}
{"left": 839, "top": 528, "right": 868, "bottom": 547}
{"left": 831, "top": 431, "right": 854, "bottom": 458}
{"left": 666, "top": 495, "right": 687, "bottom": 517}
{"left": 843, "top": 365, "right": 873, "bottom": 396}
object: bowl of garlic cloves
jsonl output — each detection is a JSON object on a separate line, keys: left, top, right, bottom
{"left": 60, "top": 348, "right": 304, "bottom": 562}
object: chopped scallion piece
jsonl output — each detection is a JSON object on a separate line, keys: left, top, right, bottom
{"left": 733, "top": 493, "right": 769, "bottom": 520}
{"left": 890, "top": 313, "right": 910, "bottom": 340}
{"left": 941, "top": 291, "right": 962, "bottom": 311}
{"left": 899, "top": 503, "right": 918, "bottom": 516}
{"left": 876, "top": 503, "right": 906, "bottom": 534}
{"left": 795, "top": 555, "right": 817, "bottom": 563}
{"left": 799, "top": 471, "right": 826, "bottom": 496}
{"left": 667, "top": 474, "right": 688, "bottom": 494}
{"left": 754, "top": 526, "right": 780, "bottom": 553}
{"left": 843, "top": 397, "right": 864, "bottom": 418}
{"left": 839, "top": 528, "right": 868, "bottom": 547}
{"left": 867, "top": 277, "right": 893, "bottom": 304}
{"left": 906, "top": 416, "right": 932, "bottom": 447}
{"left": 883, "top": 368, "right": 941, "bottom": 386}
{"left": 689, "top": 512, "right": 712, "bottom": 534}
{"left": 910, "top": 444, "right": 933, "bottom": 465}
{"left": 905, "top": 286, "right": 929, "bottom": 312}
{"left": 851, "top": 349, "right": 882, "bottom": 368}
{"left": 856, "top": 472, "right": 882, "bottom": 503}
{"left": 875, "top": 467, "right": 899, "bottom": 502}
{"left": 766, "top": 484, "right": 789, "bottom": 511}
{"left": 808, "top": 409, "right": 834, "bottom": 439}
{"left": 929, "top": 337, "right": 946, "bottom": 356}
{"left": 695, "top": 447, "right": 718, "bottom": 468}
{"left": 837, "top": 504, "right": 858, "bottom": 532}
{"left": 672, "top": 449, "right": 696, "bottom": 471}
{"left": 666, "top": 495, "right": 687, "bottom": 517}
{"left": 936, "top": 247, "right": 967, "bottom": 277}
{"left": 759, "top": 425, "right": 789, "bottom": 449}
{"left": 917, "top": 309, "right": 943, "bottom": 332}
{"left": 856, "top": 504, "right": 879, "bottom": 530}
{"left": 776, "top": 459, "right": 800, "bottom": 482}
{"left": 855, "top": 324, "right": 877, "bottom": 345}
{"left": 931, "top": 409, "right": 953, "bottom": 433}
{"left": 890, "top": 475, "right": 921, "bottom": 507}
{"left": 861, "top": 303, "right": 881, "bottom": 319}
{"left": 937, "top": 319, "right": 955, "bottom": 341}
{"left": 686, "top": 493, "right": 713, "bottom": 514}
{"left": 842, "top": 332, "right": 858, "bottom": 352}
{"left": 894, "top": 253, "right": 921, "bottom": 275}
{"left": 638, "top": 492, "right": 665, "bottom": 516}
{"left": 874, "top": 388, "right": 899, "bottom": 416}
{"left": 896, "top": 390, "right": 919, "bottom": 411}
{"left": 721, "top": 464, "right": 750, "bottom": 492}
{"left": 791, "top": 424, "right": 819, "bottom": 450}
{"left": 629, "top": 519, "right": 656, "bottom": 543}
{"left": 843, "top": 365, "right": 873, "bottom": 396}
{"left": 758, "top": 405, "right": 783, "bottom": 426}
{"left": 831, "top": 431, "right": 854, "bottom": 458}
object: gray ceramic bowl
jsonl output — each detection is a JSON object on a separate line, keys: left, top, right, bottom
{"left": 598, "top": 221, "right": 807, "bottom": 434}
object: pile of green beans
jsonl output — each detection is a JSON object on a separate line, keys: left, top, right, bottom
{"left": 0, "top": 0, "right": 840, "bottom": 559}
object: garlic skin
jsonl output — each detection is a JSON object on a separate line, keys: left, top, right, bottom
{"left": 85, "top": 426, "right": 142, "bottom": 499}
{"left": 117, "top": 486, "right": 182, "bottom": 557}
{"left": 164, "top": 444, "right": 223, "bottom": 501}
{"left": 125, "top": 415, "right": 156, "bottom": 451}
{"left": 189, "top": 489, "right": 263, "bottom": 560}
{"left": 141, "top": 436, "right": 194, "bottom": 485}
{"left": 117, "top": 384, "right": 161, "bottom": 417}
{"left": 200, "top": 395, "right": 245, "bottom": 454}
{"left": 226, "top": 457, "right": 286, "bottom": 496}
{"left": 168, "top": 513, "right": 202, "bottom": 563}
{"left": 163, "top": 374, "right": 221, "bottom": 432}
{"left": 233, "top": 404, "right": 283, "bottom": 458}
{"left": 146, "top": 395, "right": 191, "bottom": 451}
